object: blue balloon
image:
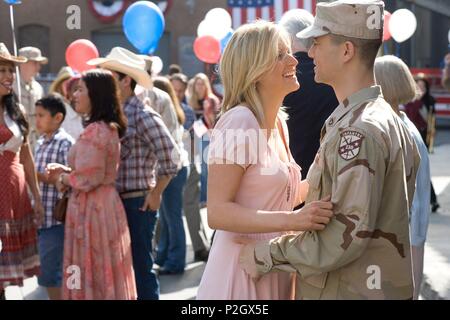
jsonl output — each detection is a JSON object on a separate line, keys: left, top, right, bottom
{"left": 123, "top": 1, "right": 165, "bottom": 54}
{"left": 3, "top": 0, "right": 21, "bottom": 4}
{"left": 220, "top": 31, "right": 233, "bottom": 54}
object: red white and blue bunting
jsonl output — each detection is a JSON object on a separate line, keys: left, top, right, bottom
{"left": 88, "top": 0, "right": 172, "bottom": 23}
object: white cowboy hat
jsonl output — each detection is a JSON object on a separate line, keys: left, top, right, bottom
{"left": 87, "top": 47, "right": 152, "bottom": 89}
{"left": 0, "top": 42, "right": 27, "bottom": 64}
{"left": 18, "top": 46, "right": 48, "bottom": 64}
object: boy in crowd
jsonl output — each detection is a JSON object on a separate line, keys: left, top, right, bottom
{"left": 34, "top": 94, "right": 74, "bottom": 300}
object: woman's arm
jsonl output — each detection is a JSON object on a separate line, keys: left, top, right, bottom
{"left": 20, "top": 142, "right": 44, "bottom": 225}
{"left": 208, "top": 164, "right": 333, "bottom": 234}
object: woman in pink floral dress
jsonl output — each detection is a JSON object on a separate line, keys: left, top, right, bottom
{"left": 50, "top": 69, "right": 136, "bottom": 300}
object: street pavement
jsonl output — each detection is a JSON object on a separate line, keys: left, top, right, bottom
{"left": 5, "top": 121, "right": 450, "bottom": 300}
{"left": 421, "top": 119, "right": 450, "bottom": 300}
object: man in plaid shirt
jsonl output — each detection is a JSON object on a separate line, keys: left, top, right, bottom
{"left": 34, "top": 94, "right": 74, "bottom": 300}
{"left": 88, "top": 47, "right": 180, "bottom": 300}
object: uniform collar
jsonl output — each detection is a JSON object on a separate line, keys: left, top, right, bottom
{"left": 325, "top": 86, "right": 382, "bottom": 129}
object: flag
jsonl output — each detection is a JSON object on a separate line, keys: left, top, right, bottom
{"left": 227, "top": 0, "right": 317, "bottom": 29}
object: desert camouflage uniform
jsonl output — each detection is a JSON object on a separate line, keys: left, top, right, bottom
{"left": 251, "top": 86, "right": 420, "bottom": 299}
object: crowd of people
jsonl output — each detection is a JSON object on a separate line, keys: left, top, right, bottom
{"left": 0, "top": 0, "right": 446, "bottom": 300}
{"left": 0, "top": 40, "right": 217, "bottom": 299}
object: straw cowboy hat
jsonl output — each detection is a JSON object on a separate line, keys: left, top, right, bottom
{"left": 0, "top": 42, "right": 27, "bottom": 64}
{"left": 49, "top": 66, "right": 76, "bottom": 94}
{"left": 87, "top": 47, "right": 151, "bottom": 89}
{"left": 19, "top": 46, "right": 48, "bottom": 64}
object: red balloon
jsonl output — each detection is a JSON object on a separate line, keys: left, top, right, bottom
{"left": 65, "top": 39, "right": 99, "bottom": 73}
{"left": 383, "top": 11, "right": 392, "bottom": 42}
{"left": 193, "top": 36, "right": 221, "bottom": 64}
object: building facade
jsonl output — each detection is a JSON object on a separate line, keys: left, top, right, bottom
{"left": 1, "top": 0, "right": 449, "bottom": 79}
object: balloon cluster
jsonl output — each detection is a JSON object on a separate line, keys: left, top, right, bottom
{"left": 123, "top": 1, "right": 165, "bottom": 54}
{"left": 194, "top": 8, "right": 234, "bottom": 64}
{"left": 383, "top": 9, "right": 417, "bottom": 43}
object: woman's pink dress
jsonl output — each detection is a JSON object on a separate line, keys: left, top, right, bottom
{"left": 197, "top": 106, "right": 305, "bottom": 300}
{"left": 62, "top": 122, "right": 136, "bottom": 300}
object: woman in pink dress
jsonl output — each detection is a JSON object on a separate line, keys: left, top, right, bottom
{"left": 197, "top": 21, "right": 334, "bottom": 300}
{"left": 49, "top": 69, "right": 136, "bottom": 300}
{"left": 0, "top": 44, "right": 44, "bottom": 300}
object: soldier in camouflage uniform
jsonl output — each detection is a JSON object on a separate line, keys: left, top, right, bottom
{"left": 239, "top": 0, "right": 420, "bottom": 300}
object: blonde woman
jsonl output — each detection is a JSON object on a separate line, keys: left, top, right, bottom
{"left": 196, "top": 21, "right": 333, "bottom": 300}
{"left": 374, "top": 55, "right": 431, "bottom": 300}
{"left": 188, "top": 73, "right": 220, "bottom": 129}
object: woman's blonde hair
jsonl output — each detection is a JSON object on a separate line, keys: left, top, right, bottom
{"left": 374, "top": 55, "right": 420, "bottom": 107}
{"left": 153, "top": 76, "right": 186, "bottom": 125}
{"left": 220, "top": 20, "right": 290, "bottom": 126}
{"left": 188, "top": 73, "right": 216, "bottom": 111}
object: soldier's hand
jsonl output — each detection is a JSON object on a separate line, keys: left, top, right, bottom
{"left": 291, "top": 195, "right": 334, "bottom": 231}
{"left": 237, "top": 240, "right": 262, "bottom": 281}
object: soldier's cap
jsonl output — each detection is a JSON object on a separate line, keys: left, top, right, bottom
{"left": 19, "top": 46, "right": 48, "bottom": 64}
{"left": 297, "top": 0, "right": 384, "bottom": 41}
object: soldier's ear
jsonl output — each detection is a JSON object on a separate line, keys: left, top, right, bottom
{"left": 342, "top": 41, "right": 356, "bottom": 63}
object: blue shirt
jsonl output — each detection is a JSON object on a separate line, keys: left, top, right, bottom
{"left": 400, "top": 112, "right": 431, "bottom": 246}
{"left": 35, "top": 128, "right": 74, "bottom": 229}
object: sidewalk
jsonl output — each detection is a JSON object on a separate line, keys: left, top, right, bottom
{"left": 421, "top": 124, "right": 450, "bottom": 300}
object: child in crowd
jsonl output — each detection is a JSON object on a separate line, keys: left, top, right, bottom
{"left": 34, "top": 93, "right": 74, "bottom": 300}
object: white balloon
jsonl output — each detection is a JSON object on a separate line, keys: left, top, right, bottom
{"left": 197, "top": 18, "right": 230, "bottom": 40}
{"left": 205, "top": 8, "right": 232, "bottom": 30}
{"left": 448, "top": 29, "right": 450, "bottom": 44}
{"left": 389, "top": 9, "right": 417, "bottom": 43}
{"left": 197, "top": 20, "right": 210, "bottom": 37}
{"left": 151, "top": 56, "right": 163, "bottom": 76}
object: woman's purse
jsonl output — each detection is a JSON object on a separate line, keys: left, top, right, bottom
{"left": 53, "top": 193, "right": 69, "bottom": 223}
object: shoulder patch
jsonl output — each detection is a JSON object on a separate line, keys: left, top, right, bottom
{"left": 338, "top": 130, "right": 365, "bottom": 161}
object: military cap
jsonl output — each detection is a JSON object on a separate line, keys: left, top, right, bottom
{"left": 297, "top": 0, "right": 384, "bottom": 40}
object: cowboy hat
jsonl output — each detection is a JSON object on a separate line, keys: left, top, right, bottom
{"left": 49, "top": 66, "right": 76, "bottom": 94}
{"left": 0, "top": 42, "right": 27, "bottom": 64}
{"left": 19, "top": 46, "right": 48, "bottom": 64}
{"left": 87, "top": 47, "right": 151, "bottom": 89}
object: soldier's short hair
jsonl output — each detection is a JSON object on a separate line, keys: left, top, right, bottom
{"left": 329, "top": 34, "right": 382, "bottom": 70}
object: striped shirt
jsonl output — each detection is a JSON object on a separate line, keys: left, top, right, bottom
{"left": 34, "top": 128, "right": 74, "bottom": 229}
{"left": 116, "top": 95, "right": 180, "bottom": 193}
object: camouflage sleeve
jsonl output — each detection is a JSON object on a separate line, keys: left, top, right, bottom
{"left": 253, "top": 128, "right": 387, "bottom": 278}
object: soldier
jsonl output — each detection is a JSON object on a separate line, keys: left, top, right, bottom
{"left": 15, "top": 47, "right": 48, "bottom": 150}
{"left": 238, "top": 0, "right": 420, "bottom": 300}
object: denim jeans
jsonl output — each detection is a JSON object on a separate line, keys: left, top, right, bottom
{"left": 200, "top": 136, "right": 210, "bottom": 204}
{"left": 156, "top": 166, "right": 188, "bottom": 272}
{"left": 122, "top": 197, "right": 159, "bottom": 300}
